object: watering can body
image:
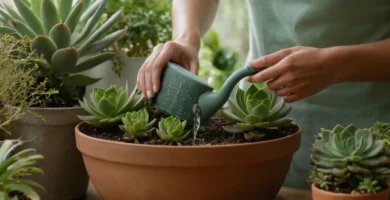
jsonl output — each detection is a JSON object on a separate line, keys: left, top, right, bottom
{"left": 154, "top": 62, "right": 262, "bottom": 125}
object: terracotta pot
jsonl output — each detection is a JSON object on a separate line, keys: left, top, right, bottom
{"left": 75, "top": 122, "right": 302, "bottom": 200}
{"left": 7, "top": 107, "right": 89, "bottom": 200}
{"left": 311, "top": 183, "right": 390, "bottom": 200}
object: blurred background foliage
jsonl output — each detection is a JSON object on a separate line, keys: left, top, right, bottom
{"left": 102, "top": 0, "right": 250, "bottom": 90}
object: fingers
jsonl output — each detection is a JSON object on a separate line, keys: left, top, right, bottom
{"left": 248, "top": 48, "right": 294, "bottom": 69}
{"left": 283, "top": 94, "right": 301, "bottom": 103}
{"left": 248, "top": 62, "right": 287, "bottom": 83}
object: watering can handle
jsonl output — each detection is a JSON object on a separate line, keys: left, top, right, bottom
{"left": 246, "top": 65, "right": 267, "bottom": 75}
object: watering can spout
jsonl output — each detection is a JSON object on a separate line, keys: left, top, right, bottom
{"left": 198, "top": 65, "right": 261, "bottom": 123}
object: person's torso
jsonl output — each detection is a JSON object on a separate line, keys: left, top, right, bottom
{"left": 245, "top": 0, "right": 390, "bottom": 190}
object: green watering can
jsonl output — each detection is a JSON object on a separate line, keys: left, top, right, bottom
{"left": 154, "top": 62, "right": 264, "bottom": 125}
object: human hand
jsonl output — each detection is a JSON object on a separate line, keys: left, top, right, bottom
{"left": 137, "top": 40, "right": 199, "bottom": 99}
{"left": 248, "top": 46, "right": 340, "bottom": 103}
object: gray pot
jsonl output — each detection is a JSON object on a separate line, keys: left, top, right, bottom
{"left": 83, "top": 52, "right": 146, "bottom": 95}
{"left": 7, "top": 106, "right": 89, "bottom": 200}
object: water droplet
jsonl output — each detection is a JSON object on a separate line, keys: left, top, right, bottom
{"left": 192, "top": 104, "right": 201, "bottom": 140}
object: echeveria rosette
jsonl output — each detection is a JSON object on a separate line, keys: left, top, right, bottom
{"left": 119, "top": 109, "right": 156, "bottom": 142}
{"left": 0, "top": 0, "right": 127, "bottom": 105}
{"left": 0, "top": 140, "right": 45, "bottom": 200}
{"left": 156, "top": 116, "right": 191, "bottom": 144}
{"left": 309, "top": 124, "right": 390, "bottom": 193}
{"left": 220, "top": 84, "right": 292, "bottom": 141}
{"left": 78, "top": 84, "right": 147, "bottom": 128}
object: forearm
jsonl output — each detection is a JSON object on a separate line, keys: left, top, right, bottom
{"left": 326, "top": 38, "right": 390, "bottom": 83}
{"left": 172, "top": 0, "right": 219, "bottom": 50}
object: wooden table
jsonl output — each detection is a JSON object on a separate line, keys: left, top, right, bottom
{"left": 86, "top": 183, "right": 312, "bottom": 200}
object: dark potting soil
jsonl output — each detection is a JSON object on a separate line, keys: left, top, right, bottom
{"left": 80, "top": 109, "right": 299, "bottom": 146}
{"left": 9, "top": 191, "right": 30, "bottom": 200}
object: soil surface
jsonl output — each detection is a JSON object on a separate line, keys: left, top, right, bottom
{"left": 80, "top": 108, "right": 299, "bottom": 146}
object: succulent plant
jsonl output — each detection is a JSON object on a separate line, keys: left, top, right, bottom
{"left": 0, "top": 140, "right": 45, "bottom": 200}
{"left": 119, "top": 109, "right": 156, "bottom": 142}
{"left": 219, "top": 84, "right": 292, "bottom": 141}
{"left": 156, "top": 116, "right": 191, "bottom": 144}
{"left": 0, "top": 0, "right": 127, "bottom": 106}
{"left": 308, "top": 123, "right": 390, "bottom": 194}
{"left": 78, "top": 84, "right": 147, "bottom": 128}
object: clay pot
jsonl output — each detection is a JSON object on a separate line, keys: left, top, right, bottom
{"left": 7, "top": 107, "right": 89, "bottom": 200}
{"left": 75, "top": 122, "right": 301, "bottom": 200}
{"left": 311, "top": 183, "right": 390, "bottom": 200}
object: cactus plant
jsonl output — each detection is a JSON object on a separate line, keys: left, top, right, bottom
{"left": 78, "top": 84, "right": 147, "bottom": 128}
{"left": 119, "top": 109, "right": 156, "bottom": 143}
{"left": 0, "top": 140, "right": 45, "bottom": 200}
{"left": 0, "top": 0, "right": 127, "bottom": 106}
{"left": 308, "top": 123, "right": 390, "bottom": 194}
{"left": 219, "top": 84, "right": 292, "bottom": 141}
{"left": 156, "top": 116, "right": 191, "bottom": 144}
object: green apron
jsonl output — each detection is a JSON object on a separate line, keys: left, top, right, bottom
{"left": 245, "top": 0, "right": 390, "bottom": 190}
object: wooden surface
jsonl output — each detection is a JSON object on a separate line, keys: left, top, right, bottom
{"left": 86, "top": 183, "right": 312, "bottom": 200}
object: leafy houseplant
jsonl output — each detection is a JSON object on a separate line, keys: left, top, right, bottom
{"left": 308, "top": 122, "right": 390, "bottom": 199}
{"left": 75, "top": 83, "right": 302, "bottom": 199}
{"left": 0, "top": 140, "right": 44, "bottom": 200}
{"left": 0, "top": 0, "right": 127, "bottom": 199}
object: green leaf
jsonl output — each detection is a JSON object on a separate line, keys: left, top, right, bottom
{"left": 0, "top": 26, "right": 16, "bottom": 36}
{"left": 362, "top": 140, "right": 385, "bottom": 158}
{"left": 31, "top": 0, "right": 42, "bottom": 17}
{"left": 245, "top": 114, "right": 262, "bottom": 125}
{"left": 73, "top": 0, "right": 107, "bottom": 45}
{"left": 10, "top": 19, "right": 36, "bottom": 38}
{"left": 65, "top": 0, "right": 84, "bottom": 33}
{"left": 332, "top": 124, "right": 345, "bottom": 134}
{"left": 51, "top": 47, "right": 78, "bottom": 75}
{"left": 4, "top": 183, "right": 40, "bottom": 200}
{"left": 41, "top": 0, "right": 60, "bottom": 33}
{"left": 1, "top": 2, "right": 24, "bottom": 22}
{"left": 97, "top": 98, "right": 117, "bottom": 116}
{"left": 31, "top": 35, "right": 58, "bottom": 61}
{"left": 58, "top": 0, "right": 72, "bottom": 22}
{"left": 69, "top": 52, "right": 116, "bottom": 73}
{"left": 251, "top": 104, "right": 269, "bottom": 116}
{"left": 219, "top": 110, "right": 241, "bottom": 123}
{"left": 14, "top": 0, "right": 45, "bottom": 34}
{"left": 63, "top": 74, "right": 101, "bottom": 86}
{"left": 79, "top": 98, "right": 107, "bottom": 118}
{"left": 269, "top": 118, "right": 292, "bottom": 127}
{"left": 82, "top": 27, "right": 128, "bottom": 55}
{"left": 253, "top": 89, "right": 268, "bottom": 100}
{"left": 235, "top": 87, "right": 247, "bottom": 114}
{"left": 78, "top": 8, "right": 123, "bottom": 55}
{"left": 228, "top": 98, "right": 246, "bottom": 119}
{"left": 237, "top": 123, "right": 255, "bottom": 131}
{"left": 80, "top": 0, "right": 100, "bottom": 21}
{"left": 49, "top": 23, "right": 71, "bottom": 49}
{"left": 244, "top": 84, "right": 258, "bottom": 102}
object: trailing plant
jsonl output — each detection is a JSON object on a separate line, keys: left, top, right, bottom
{"left": 0, "top": 140, "right": 45, "bottom": 200}
{"left": 308, "top": 123, "right": 390, "bottom": 194}
{"left": 219, "top": 84, "right": 292, "bottom": 141}
{"left": 119, "top": 109, "right": 156, "bottom": 143}
{"left": 0, "top": 0, "right": 127, "bottom": 107}
{"left": 0, "top": 34, "right": 56, "bottom": 134}
{"left": 78, "top": 84, "right": 147, "bottom": 128}
{"left": 103, "top": 0, "right": 172, "bottom": 57}
{"left": 156, "top": 116, "right": 191, "bottom": 145}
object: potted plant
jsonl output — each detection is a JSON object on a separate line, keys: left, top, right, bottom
{"left": 0, "top": 140, "right": 45, "bottom": 200}
{"left": 84, "top": 0, "right": 172, "bottom": 94}
{"left": 75, "top": 82, "right": 302, "bottom": 199}
{"left": 308, "top": 122, "right": 390, "bottom": 200}
{"left": 0, "top": 0, "right": 127, "bottom": 199}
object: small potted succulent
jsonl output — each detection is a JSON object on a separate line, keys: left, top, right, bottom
{"left": 0, "top": 0, "right": 127, "bottom": 198}
{"left": 0, "top": 140, "right": 44, "bottom": 200}
{"left": 308, "top": 122, "right": 390, "bottom": 200}
{"left": 75, "top": 83, "right": 301, "bottom": 199}
{"left": 84, "top": 0, "right": 172, "bottom": 94}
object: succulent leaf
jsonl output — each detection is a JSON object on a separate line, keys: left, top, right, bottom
{"left": 82, "top": 27, "right": 128, "bottom": 55}
{"left": 156, "top": 116, "right": 191, "bottom": 143}
{"left": 30, "top": 35, "right": 58, "bottom": 61}
{"left": 65, "top": 0, "right": 84, "bottom": 33}
{"left": 63, "top": 74, "right": 101, "bottom": 86}
{"left": 14, "top": 0, "right": 45, "bottom": 35}
{"left": 31, "top": 0, "right": 43, "bottom": 17}
{"left": 51, "top": 47, "right": 78, "bottom": 75}
{"left": 10, "top": 19, "right": 36, "bottom": 38}
{"left": 41, "top": 0, "right": 59, "bottom": 33}
{"left": 69, "top": 52, "right": 116, "bottom": 73}
{"left": 58, "top": 0, "right": 73, "bottom": 22}
{"left": 49, "top": 23, "right": 71, "bottom": 49}
{"left": 80, "top": 0, "right": 100, "bottom": 22}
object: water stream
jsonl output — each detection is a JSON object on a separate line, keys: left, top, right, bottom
{"left": 192, "top": 104, "right": 201, "bottom": 140}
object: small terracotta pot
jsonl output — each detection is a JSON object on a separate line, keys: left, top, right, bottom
{"left": 75, "top": 122, "right": 302, "bottom": 200}
{"left": 311, "top": 183, "right": 390, "bottom": 200}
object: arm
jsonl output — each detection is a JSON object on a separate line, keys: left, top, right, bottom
{"left": 247, "top": 38, "right": 390, "bottom": 103}
{"left": 137, "top": 0, "right": 220, "bottom": 99}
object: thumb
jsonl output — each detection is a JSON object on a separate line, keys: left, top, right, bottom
{"left": 248, "top": 48, "right": 294, "bottom": 68}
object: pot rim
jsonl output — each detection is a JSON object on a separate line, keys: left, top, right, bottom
{"left": 75, "top": 121, "right": 302, "bottom": 149}
{"left": 311, "top": 183, "right": 390, "bottom": 197}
